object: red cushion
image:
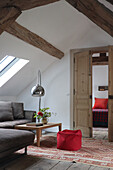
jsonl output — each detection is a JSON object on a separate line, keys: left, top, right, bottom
{"left": 93, "top": 98, "right": 108, "bottom": 109}
{"left": 57, "top": 129, "right": 82, "bottom": 151}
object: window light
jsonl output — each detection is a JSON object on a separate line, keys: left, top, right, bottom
{"left": 0, "top": 57, "right": 29, "bottom": 87}
{"left": 0, "top": 56, "right": 15, "bottom": 72}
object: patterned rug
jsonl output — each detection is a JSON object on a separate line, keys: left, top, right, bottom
{"left": 19, "top": 136, "right": 113, "bottom": 168}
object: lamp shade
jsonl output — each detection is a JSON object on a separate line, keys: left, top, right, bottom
{"left": 31, "top": 84, "right": 45, "bottom": 97}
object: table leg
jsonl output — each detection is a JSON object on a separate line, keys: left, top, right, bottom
{"left": 59, "top": 123, "right": 62, "bottom": 131}
{"left": 36, "top": 129, "right": 42, "bottom": 147}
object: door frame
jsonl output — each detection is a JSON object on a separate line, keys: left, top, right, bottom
{"left": 70, "top": 46, "right": 109, "bottom": 130}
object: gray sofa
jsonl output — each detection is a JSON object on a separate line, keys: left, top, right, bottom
{"left": 0, "top": 101, "right": 36, "bottom": 128}
{"left": 0, "top": 128, "right": 35, "bottom": 160}
{"left": 0, "top": 101, "right": 36, "bottom": 159}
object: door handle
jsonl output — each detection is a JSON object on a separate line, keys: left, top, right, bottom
{"left": 89, "top": 95, "right": 92, "bottom": 99}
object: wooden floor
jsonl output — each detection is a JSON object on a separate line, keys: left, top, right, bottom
{"left": 93, "top": 127, "right": 108, "bottom": 140}
{"left": 2, "top": 156, "right": 113, "bottom": 170}
{"left": 0, "top": 128, "right": 113, "bottom": 170}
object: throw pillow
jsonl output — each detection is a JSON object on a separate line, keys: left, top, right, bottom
{"left": 0, "top": 107, "right": 14, "bottom": 121}
{"left": 12, "top": 102, "right": 24, "bottom": 119}
{"left": 93, "top": 98, "right": 108, "bottom": 109}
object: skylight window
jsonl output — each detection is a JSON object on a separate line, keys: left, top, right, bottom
{"left": 0, "top": 56, "right": 16, "bottom": 72}
{"left": 0, "top": 55, "right": 29, "bottom": 87}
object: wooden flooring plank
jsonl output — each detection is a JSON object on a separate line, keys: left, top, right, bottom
{"left": 89, "top": 165, "right": 109, "bottom": 170}
{"left": 67, "top": 162, "right": 91, "bottom": 170}
{"left": 4, "top": 155, "right": 41, "bottom": 170}
{"left": 93, "top": 128, "right": 108, "bottom": 140}
{"left": 27, "top": 158, "right": 59, "bottom": 170}
{"left": 51, "top": 161, "right": 73, "bottom": 170}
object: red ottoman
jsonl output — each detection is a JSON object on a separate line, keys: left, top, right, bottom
{"left": 57, "top": 129, "right": 82, "bottom": 151}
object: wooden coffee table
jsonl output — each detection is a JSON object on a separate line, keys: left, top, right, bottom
{"left": 15, "top": 123, "right": 62, "bottom": 147}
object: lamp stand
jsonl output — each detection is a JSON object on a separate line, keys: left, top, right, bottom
{"left": 38, "top": 97, "right": 41, "bottom": 122}
{"left": 31, "top": 70, "right": 45, "bottom": 123}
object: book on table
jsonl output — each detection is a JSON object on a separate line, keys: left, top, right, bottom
{"left": 26, "top": 122, "right": 43, "bottom": 126}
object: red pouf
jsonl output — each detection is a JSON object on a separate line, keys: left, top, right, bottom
{"left": 57, "top": 129, "right": 82, "bottom": 151}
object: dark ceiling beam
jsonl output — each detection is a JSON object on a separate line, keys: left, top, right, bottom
{"left": 5, "top": 21, "right": 64, "bottom": 59}
{"left": 0, "top": 0, "right": 63, "bottom": 58}
{"left": 0, "top": 0, "right": 60, "bottom": 11}
{"left": 92, "top": 52, "right": 108, "bottom": 65}
{"left": 66, "top": 0, "right": 113, "bottom": 37}
{"left": 92, "top": 56, "right": 108, "bottom": 62}
{"left": 0, "top": 7, "right": 21, "bottom": 35}
{"left": 106, "top": 0, "right": 113, "bottom": 5}
{"left": 92, "top": 61, "right": 108, "bottom": 65}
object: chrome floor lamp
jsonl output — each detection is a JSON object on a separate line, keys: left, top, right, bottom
{"left": 31, "top": 70, "right": 45, "bottom": 122}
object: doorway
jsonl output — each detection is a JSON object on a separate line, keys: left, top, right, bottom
{"left": 92, "top": 52, "right": 108, "bottom": 140}
{"left": 70, "top": 46, "right": 113, "bottom": 141}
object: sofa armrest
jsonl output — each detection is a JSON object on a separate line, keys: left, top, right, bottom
{"left": 24, "top": 110, "right": 36, "bottom": 122}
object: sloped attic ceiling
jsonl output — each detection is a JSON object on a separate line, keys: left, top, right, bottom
{"left": 0, "top": 0, "right": 113, "bottom": 97}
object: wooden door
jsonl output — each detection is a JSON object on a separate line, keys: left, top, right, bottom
{"left": 74, "top": 51, "right": 92, "bottom": 137}
{"left": 108, "top": 46, "right": 113, "bottom": 142}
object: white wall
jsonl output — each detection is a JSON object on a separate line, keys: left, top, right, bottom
{"left": 16, "top": 28, "right": 113, "bottom": 132}
{"left": 0, "top": 96, "right": 16, "bottom": 102}
{"left": 92, "top": 65, "right": 108, "bottom": 106}
{"left": 42, "top": 53, "right": 70, "bottom": 131}
{"left": 17, "top": 53, "right": 70, "bottom": 131}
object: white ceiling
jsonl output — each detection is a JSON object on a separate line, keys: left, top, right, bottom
{"left": 0, "top": 0, "right": 113, "bottom": 96}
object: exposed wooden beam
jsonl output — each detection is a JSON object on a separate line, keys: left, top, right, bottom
{"left": 0, "top": 0, "right": 60, "bottom": 11}
{"left": 66, "top": 0, "right": 113, "bottom": 37}
{"left": 0, "top": 7, "right": 21, "bottom": 35}
{"left": 100, "top": 53, "right": 106, "bottom": 57}
{"left": 92, "top": 61, "right": 108, "bottom": 65}
{"left": 6, "top": 22, "right": 64, "bottom": 59}
{"left": 92, "top": 53, "right": 108, "bottom": 65}
{"left": 106, "top": 0, "right": 113, "bottom": 6}
{"left": 92, "top": 56, "right": 108, "bottom": 62}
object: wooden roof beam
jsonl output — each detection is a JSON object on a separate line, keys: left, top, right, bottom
{"left": 66, "top": 0, "right": 113, "bottom": 37}
{"left": 0, "top": 0, "right": 60, "bottom": 34}
{"left": 5, "top": 21, "right": 64, "bottom": 59}
{"left": 0, "top": 7, "right": 21, "bottom": 35}
{"left": 92, "top": 52, "right": 108, "bottom": 65}
{"left": 106, "top": 0, "right": 113, "bottom": 6}
{"left": 92, "top": 56, "right": 108, "bottom": 62}
{"left": 92, "top": 61, "right": 108, "bottom": 65}
{"left": 0, "top": 0, "right": 60, "bottom": 11}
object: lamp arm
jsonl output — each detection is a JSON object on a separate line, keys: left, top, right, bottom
{"left": 38, "top": 70, "right": 41, "bottom": 85}
{"left": 39, "top": 97, "right": 41, "bottom": 111}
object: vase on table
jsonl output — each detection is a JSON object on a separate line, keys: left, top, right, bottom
{"left": 42, "top": 117, "right": 48, "bottom": 124}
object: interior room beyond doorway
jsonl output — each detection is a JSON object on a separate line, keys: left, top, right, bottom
{"left": 92, "top": 52, "right": 108, "bottom": 139}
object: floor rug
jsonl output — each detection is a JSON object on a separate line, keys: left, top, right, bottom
{"left": 19, "top": 136, "right": 113, "bottom": 168}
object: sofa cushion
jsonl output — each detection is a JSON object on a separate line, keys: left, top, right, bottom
{"left": 0, "top": 101, "right": 12, "bottom": 108}
{"left": 0, "top": 107, "right": 14, "bottom": 122}
{"left": 0, "top": 128, "right": 35, "bottom": 159}
{"left": 12, "top": 102, "right": 24, "bottom": 119}
{"left": 0, "top": 119, "right": 31, "bottom": 128}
